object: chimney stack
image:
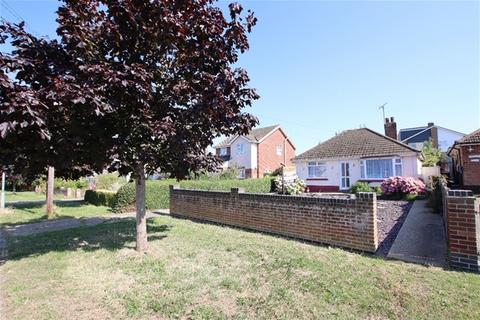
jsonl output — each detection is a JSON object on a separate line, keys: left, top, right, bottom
{"left": 384, "top": 117, "right": 397, "bottom": 140}
{"left": 427, "top": 122, "right": 439, "bottom": 148}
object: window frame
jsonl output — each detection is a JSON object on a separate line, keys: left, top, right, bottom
{"left": 360, "top": 157, "right": 403, "bottom": 179}
{"left": 276, "top": 145, "right": 283, "bottom": 156}
{"left": 236, "top": 143, "right": 244, "bottom": 155}
{"left": 307, "top": 161, "right": 327, "bottom": 178}
{"left": 238, "top": 168, "right": 246, "bottom": 179}
{"left": 219, "top": 147, "right": 228, "bottom": 156}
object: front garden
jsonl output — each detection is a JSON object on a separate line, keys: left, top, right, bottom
{"left": 2, "top": 215, "right": 479, "bottom": 319}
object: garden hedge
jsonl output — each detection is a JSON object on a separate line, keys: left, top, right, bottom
{"left": 111, "top": 178, "right": 273, "bottom": 213}
{"left": 84, "top": 189, "right": 117, "bottom": 207}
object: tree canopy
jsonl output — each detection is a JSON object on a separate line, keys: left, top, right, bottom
{"left": 0, "top": 0, "right": 258, "bottom": 179}
{"left": 1, "top": 0, "right": 259, "bottom": 251}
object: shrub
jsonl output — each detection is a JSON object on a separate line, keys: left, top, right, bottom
{"left": 381, "top": 176, "right": 427, "bottom": 198}
{"left": 94, "top": 172, "right": 126, "bottom": 191}
{"left": 84, "top": 189, "right": 116, "bottom": 207}
{"left": 349, "top": 182, "right": 373, "bottom": 194}
{"left": 274, "top": 177, "right": 306, "bottom": 195}
{"left": 111, "top": 178, "right": 273, "bottom": 212}
{"left": 422, "top": 139, "right": 446, "bottom": 167}
{"left": 427, "top": 175, "right": 447, "bottom": 211}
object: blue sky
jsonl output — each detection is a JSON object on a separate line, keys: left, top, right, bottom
{"left": 1, "top": 0, "right": 479, "bottom": 153}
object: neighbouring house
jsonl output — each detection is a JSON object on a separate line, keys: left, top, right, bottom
{"left": 215, "top": 125, "right": 296, "bottom": 179}
{"left": 448, "top": 129, "right": 480, "bottom": 191}
{"left": 398, "top": 121, "right": 465, "bottom": 152}
{"left": 294, "top": 128, "right": 423, "bottom": 192}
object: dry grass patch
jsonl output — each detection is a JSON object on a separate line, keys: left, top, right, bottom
{"left": 1, "top": 216, "right": 480, "bottom": 319}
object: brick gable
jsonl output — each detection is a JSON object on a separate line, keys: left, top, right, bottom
{"left": 257, "top": 128, "right": 295, "bottom": 177}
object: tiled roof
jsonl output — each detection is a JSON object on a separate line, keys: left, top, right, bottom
{"left": 456, "top": 129, "right": 480, "bottom": 144}
{"left": 215, "top": 125, "right": 280, "bottom": 148}
{"left": 295, "top": 128, "right": 420, "bottom": 160}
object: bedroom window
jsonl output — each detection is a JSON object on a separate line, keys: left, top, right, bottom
{"left": 236, "top": 143, "right": 244, "bottom": 155}
{"left": 276, "top": 145, "right": 283, "bottom": 156}
{"left": 308, "top": 161, "right": 327, "bottom": 178}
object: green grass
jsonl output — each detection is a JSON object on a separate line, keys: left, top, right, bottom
{"left": 2, "top": 216, "right": 479, "bottom": 319}
{"left": 4, "top": 191, "right": 70, "bottom": 203}
{"left": 0, "top": 200, "right": 112, "bottom": 226}
{"left": 4, "top": 191, "right": 48, "bottom": 202}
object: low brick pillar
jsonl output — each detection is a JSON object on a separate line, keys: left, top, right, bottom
{"left": 169, "top": 186, "right": 378, "bottom": 252}
{"left": 445, "top": 189, "right": 480, "bottom": 272}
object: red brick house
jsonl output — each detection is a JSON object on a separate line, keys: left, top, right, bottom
{"left": 215, "top": 125, "right": 296, "bottom": 178}
{"left": 448, "top": 129, "right": 480, "bottom": 191}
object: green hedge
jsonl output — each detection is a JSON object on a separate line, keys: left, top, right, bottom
{"left": 84, "top": 189, "right": 117, "bottom": 207}
{"left": 111, "top": 178, "right": 273, "bottom": 213}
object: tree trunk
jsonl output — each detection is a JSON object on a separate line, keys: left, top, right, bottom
{"left": 46, "top": 166, "right": 55, "bottom": 217}
{"left": 135, "top": 163, "right": 148, "bottom": 252}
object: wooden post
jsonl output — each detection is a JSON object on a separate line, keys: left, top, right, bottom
{"left": 135, "top": 163, "right": 148, "bottom": 252}
{"left": 1, "top": 172, "right": 5, "bottom": 209}
{"left": 46, "top": 166, "right": 55, "bottom": 217}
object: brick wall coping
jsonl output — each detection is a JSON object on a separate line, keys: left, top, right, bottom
{"left": 169, "top": 185, "right": 376, "bottom": 205}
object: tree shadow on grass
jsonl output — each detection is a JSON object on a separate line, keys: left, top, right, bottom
{"left": 1, "top": 200, "right": 113, "bottom": 227}
{"left": 5, "top": 219, "right": 170, "bottom": 262}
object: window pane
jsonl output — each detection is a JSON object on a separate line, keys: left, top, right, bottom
{"left": 308, "top": 166, "right": 314, "bottom": 177}
{"left": 395, "top": 164, "right": 402, "bottom": 176}
{"left": 366, "top": 159, "right": 393, "bottom": 178}
{"left": 276, "top": 145, "right": 283, "bottom": 156}
{"left": 308, "top": 162, "right": 316, "bottom": 166}
{"left": 315, "top": 166, "right": 326, "bottom": 177}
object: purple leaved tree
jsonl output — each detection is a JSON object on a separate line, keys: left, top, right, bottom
{"left": 0, "top": 0, "right": 259, "bottom": 251}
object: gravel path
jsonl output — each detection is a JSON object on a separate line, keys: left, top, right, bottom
{"left": 376, "top": 200, "right": 413, "bottom": 257}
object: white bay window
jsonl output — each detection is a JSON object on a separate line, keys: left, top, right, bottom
{"left": 360, "top": 158, "right": 402, "bottom": 179}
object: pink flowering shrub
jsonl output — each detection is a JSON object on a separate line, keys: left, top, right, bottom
{"left": 381, "top": 176, "right": 426, "bottom": 196}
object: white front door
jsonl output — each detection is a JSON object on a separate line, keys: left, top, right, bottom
{"left": 340, "top": 162, "right": 351, "bottom": 190}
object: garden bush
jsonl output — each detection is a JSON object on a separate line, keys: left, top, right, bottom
{"left": 427, "top": 175, "right": 447, "bottom": 211}
{"left": 349, "top": 182, "right": 373, "bottom": 194}
{"left": 35, "top": 177, "right": 88, "bottom": 191}
{"left": 274, "top": 177, "right": 306, "bottom": 195}
{"left": 111, "top": 178, "right": 273, "bottom": 212}
{"left": 94, "top": 172, "right": 126, "bottom": 191}
{"left": 84, "top": 189, "right": 117, "bottom": 207}
{"left": 381, "top": 176, "right": 426, "bottom": 199}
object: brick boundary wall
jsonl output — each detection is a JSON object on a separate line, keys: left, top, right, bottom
{"left": 442, "top": 185, "right": 480, "bottom": 273}
{"left": 169, "top": 186, "right": 378, "bottom": 252}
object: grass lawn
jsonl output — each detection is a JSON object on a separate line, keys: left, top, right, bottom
{"left": 4, "top": 191, "right": 50, "bottom": 202}
{"left": 2, "top": 216, "right": 479, "bottom": 319}
{"left": 0, "top": 200, "right": 112, "bottom": 226}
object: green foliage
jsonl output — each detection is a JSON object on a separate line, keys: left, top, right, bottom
{"left": 112, "top": 178, "right": 273, "bottom": 212}
{"left": 218, "top": 165, "right": 240, "bottom": 180}
{"left": 84, "top": 189, "right": 117, "bottom": 207}
{"left": 274, "top": 177, "right": 306, "bottom": 195}
{"left": 422, "top": 140, "right": 444, "bottom": 167}
{"left": 94, "top": 172, "right": 126, "bottom": 191}
{"left": 34, "top": 177, "right": 88, "bottom": 191}
{"left": 349, "top": 182, "right": 373, "bottom": 194}
{"left": 427, "top": 175, "right": 447, "bottom": 211}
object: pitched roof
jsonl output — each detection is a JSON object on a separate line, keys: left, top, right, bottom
{"left": 215, "top": 124, "right": 280, "bottom": 148}
{"left": 295, "top": 128, "right": 420, "bottom": 161}
{"left": 400, "top": 125, "right": 465, "bottom": 142}
{"left": 455, "top": 129, "right": 480, "bottom": 144}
